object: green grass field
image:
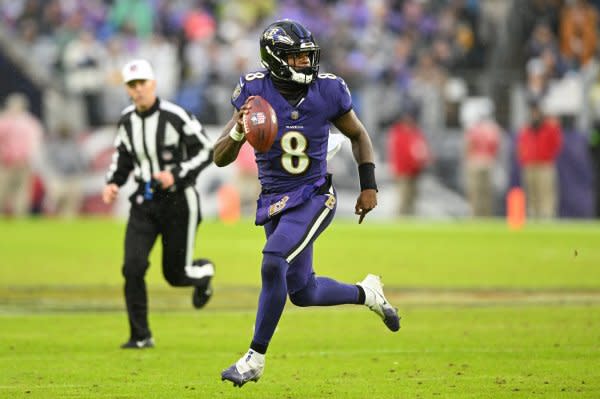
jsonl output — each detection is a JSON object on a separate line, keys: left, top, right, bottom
{"left": 1, "top": 218, "right": 599, "bottom": 398}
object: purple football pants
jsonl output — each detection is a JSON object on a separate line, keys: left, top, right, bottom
{"left": 250, "top": 186, "right": 360, "bottom": 353}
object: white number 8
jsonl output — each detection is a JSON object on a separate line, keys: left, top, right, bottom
{"left": 245, "top": 72, "right": 265, "bottom": 81}
{"left": 318, "top": 73, "right": 338, "bottom": 79}
{"left": 280, "top": 131, "right": 310, "bottom": 174}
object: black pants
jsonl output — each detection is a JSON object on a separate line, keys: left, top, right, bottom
{"left": 122, "top": 186, "right": 211, "bottom": 340}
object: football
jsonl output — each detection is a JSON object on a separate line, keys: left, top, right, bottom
{"left": 243, "top": 96, "right": 278, "bottom": 153}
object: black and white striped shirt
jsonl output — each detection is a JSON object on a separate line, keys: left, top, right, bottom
{"left": 106, "top": 98, "right": 213, "bottom": 189}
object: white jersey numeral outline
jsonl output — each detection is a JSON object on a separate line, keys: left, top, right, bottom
{"left": 280, "top": 131, "right": 310, "bottom": 175}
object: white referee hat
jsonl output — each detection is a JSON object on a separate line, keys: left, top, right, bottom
{"left": 122, "top": 59, "right": 155, "bottom": 83}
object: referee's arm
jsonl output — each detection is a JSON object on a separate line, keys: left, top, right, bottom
{"left": 106, "top": 128, "right": 134, "bottom": 186}
{"left": 103, "top": 126, "right": 134, "bottom": 204}
{"left": 171, "top": 114, "right": 214, "bottom": 187}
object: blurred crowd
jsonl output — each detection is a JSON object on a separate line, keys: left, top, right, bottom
{"left": 0, "top": 0, "right": 489, "bottom": 128}
{"left": 0, "top": 0, "right": 599, "bottom": 220}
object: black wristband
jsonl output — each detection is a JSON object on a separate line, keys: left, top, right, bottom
{"left": 358, "top": 162, "right": 378, "bottom": 192}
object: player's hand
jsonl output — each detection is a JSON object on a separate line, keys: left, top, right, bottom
{"left": 102, "top": 183, "right": 119, "bottom": 205}
{"left": 355, "top": 189, "right": 377, "bottom": 224}
{"left": 153, "top": 171, "right": 175, "bottom": 189}
{"left": 234, "top": 96, "right": 255, "bottom": 132}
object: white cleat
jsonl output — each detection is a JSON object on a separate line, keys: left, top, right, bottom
{"left": 221, "top": 350, "right": 265, "bottom": 387}
{"left": 358, "top": 274, "right": 401, "bottom": 332}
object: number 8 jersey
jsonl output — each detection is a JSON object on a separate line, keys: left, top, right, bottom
{"left": 231, "top": 69, "right": 352, "bottom": 194}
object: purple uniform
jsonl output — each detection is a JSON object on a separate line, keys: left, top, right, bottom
{"left": 230, "top": 71, "right": 360, "bottom": 352}
{"left": 232, "top": 69, "right": 352, "bottom": 194}
{"left": 221, "top": 21, "right": 398, "bottom": 387}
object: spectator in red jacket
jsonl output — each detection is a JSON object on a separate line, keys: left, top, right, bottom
{"left": 464, "top": 115, "right": 502, "bottom": 217}
{"left": 387, "top": 102, "right": 431, "bottom": 216}
{"left": 517, "top": 100, "right": 563, "bottom": 218}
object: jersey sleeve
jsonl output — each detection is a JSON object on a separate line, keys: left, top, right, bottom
{"left": 326, "top": 75, "right": 353, "bottom": 121}
{"left": 231, "top": 75, "right": 251, "bottom": 111}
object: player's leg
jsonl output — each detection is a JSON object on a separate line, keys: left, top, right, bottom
{"left": 286, "top": 244, "right": 361, "bottom": 306}
{"left": 284, "top": 192, "right": 400, "bottom": 331}
{"left": 222, "top": 215, "right": 290, "bottom": 387}
{"left": 122, "top": 203, "right": 159, "bottom": 348}
{"left": 160, "top": 187, "right": 214, "bottom": 307}
{"left": 252, "top": 193, "right": 339, "bottom": 352}
{"left": 222, "top": 189, "right": 337, "bottom": 386}
{"left": 281, "top": 185, "right": 360, "bottom": 306}
{"left": 220, "top": 218, "right": 280, "bottom": 387}
{"left": 286, "top": 246, "right": 400, "bottom": 331}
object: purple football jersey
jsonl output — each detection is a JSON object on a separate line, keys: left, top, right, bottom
{"left": 231, "top": 70, "right": 352, "bottom": 193}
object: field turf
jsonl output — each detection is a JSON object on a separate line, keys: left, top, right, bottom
{"left": 1, "top": 218, "right": 599, "bottom": 398}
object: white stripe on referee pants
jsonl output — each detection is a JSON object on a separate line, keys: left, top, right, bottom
{"left": 184, "top": 186, "right": 198, "bottom": 269}
{"left": 182, "top": 188, "right": 215, "bottom": 279}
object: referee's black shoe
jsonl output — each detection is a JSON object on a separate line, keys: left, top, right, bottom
{"left": 193, "top": 281, "right": 213, "bottom": 309}
{"left": 191, "top": 259, "right": 215, "bottom": 309}
{"left": 120, "top": 337, "right": 154, "bottom": 349}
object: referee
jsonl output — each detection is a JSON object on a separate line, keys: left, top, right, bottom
{"left": 102, "top": 59, "right": 214, "bottom": 349}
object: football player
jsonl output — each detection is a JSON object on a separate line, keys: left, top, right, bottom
{"left": 213, "top": 20, "right": 400, "bottom": 387}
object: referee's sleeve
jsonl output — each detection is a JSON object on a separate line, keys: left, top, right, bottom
{"left": 171, "top": 114, "right": 213, "bottom": 186}
{"left": 106, "top": 125, "right": 134, "bottom": 186}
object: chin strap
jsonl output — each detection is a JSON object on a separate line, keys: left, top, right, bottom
{"left": 288, "top": 67, "right": 314, "bottom": 84}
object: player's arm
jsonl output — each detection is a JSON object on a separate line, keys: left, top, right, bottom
{"left": 213, "top": 97, "right": 254, "bottom": 167}
{"left": 334, "top": 110, "right": 375, "bottom": 164}
{"left": 333, "top": 110, "right": 378, "bottom": 223}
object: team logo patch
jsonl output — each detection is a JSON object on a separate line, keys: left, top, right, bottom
{"left": 232, "top": 83, "right": 242, "bottom": 101}
{"left": 251, "top": 112, "right": 266, "bottom": 125}
{"left": 324, "top": 193, "right": 336, "bottom": 210}
{"left": 269, "top": 195, "right": 289, "bottom": 217}
{"left": 291, "top": 110, "right": 299, "bottom": 120}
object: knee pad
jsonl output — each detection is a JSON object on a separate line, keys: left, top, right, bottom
{"left": 261, "top": 253, "right": 287, "bottom": 281}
